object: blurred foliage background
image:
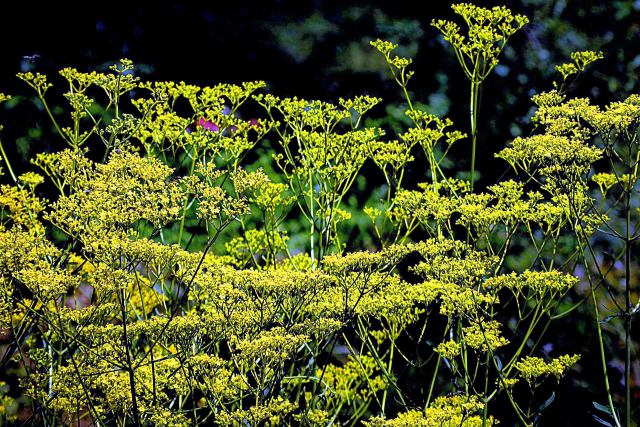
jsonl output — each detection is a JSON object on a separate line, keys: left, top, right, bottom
{"left": 1, "top": 0, "right": 639, "bottom": 424}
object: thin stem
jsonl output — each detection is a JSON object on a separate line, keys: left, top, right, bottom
{"left": 591, "top": 277, "right": 622, "bottom": 427}
{"left": 0, "top": 137, "right": 17, "bottom": 183}
{"left": 119, "top": 287, "right": 141, "bottom": 427}
{"left": 469, "top": 78, "right": 481, "bottom": 190}
{"left": 425, "top": 354, "right": 441, "bottom": 409}
{"left": 309, "top": 171, "right": 316, "bottom": 268}
{"left": 177, "top": 147, "right": 199, "bottom": 247}
{"left": 381, "top": 337, "right": 395, "bottom": 415}
{"left": 624, "top": 177, "right": 632, "bottom": 427}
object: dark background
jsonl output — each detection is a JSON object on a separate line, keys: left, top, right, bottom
{"left": 1, "top": 1, "right": 639, "bottom": 425}
{"left": 2, "top": 0, "right": 639, "bottom": 184}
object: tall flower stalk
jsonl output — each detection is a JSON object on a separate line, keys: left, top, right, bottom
{"left": 433, "top": 3, "right": 528, "bottom": 189}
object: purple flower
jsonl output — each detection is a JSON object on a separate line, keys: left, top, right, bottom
{"left": 196, "top": 118, "right": 219, "bottom": 132}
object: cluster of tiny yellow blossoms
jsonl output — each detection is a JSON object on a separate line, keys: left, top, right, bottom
{"left": 432, "top": 4, "right": 528, "bottom": 81}
{"left": 435, "top": 340, "right": 462, "bottom": 359}
{"left": 555, "top": 51, "right": 604, "bottom": 81}
{"left": 462, "top": 321, "right": 509, "bottom": 353}
{"left": 365, "top": 394, "right": 491, "bottom": 426}
{"left": 514, "top": 354, "right": 581, "bottom": 386}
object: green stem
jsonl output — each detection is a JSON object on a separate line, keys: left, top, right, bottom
{"left": 39, "top": 95, "right": 68, "bottom": 146}
{"left": 482, "top": 348, "right": 491, "bottom": 426}
{"left": 0, "top": 137, "right": 17, "bottom": 183}
{"left": 425, "top": 354, "right": 441, "bottom": 410}
{"left": 469, "top": 78, "right": 481, "bottom": 190}
{"left": 119, "top": 288, "right": 141, "bottom": 427}
{"left": 504, "top": 304, "right": 542, "bottom": 376}
{"left": 381, "top": 337, "right": 395, "bottom": 415}
{"left": 625, "top": 181, "right": 632, "bottom": 427}
{"left": 591, "top": 278, "right": 622, "bottom": 427}
{"left": 177, "top": 147, "right": 198, "bottom": 247}
{"left": 309, "top": 172, "right": 316, "bottom": 268}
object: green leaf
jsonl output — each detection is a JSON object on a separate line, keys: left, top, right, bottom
{"left": 592, "top": 415, "right": 614, "bottom": 427}
{"left": 538, "top": 392, "right": 555, "bottom": 412}
{"left": 494, "top": 355, "right": 503, "bottom": 371}
{"left": 592, "top": 401, "right": 613, "bottom": 415}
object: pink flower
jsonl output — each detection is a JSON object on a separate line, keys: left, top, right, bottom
{"left": 196, "top": 118, "right": 219, "bottom": 132}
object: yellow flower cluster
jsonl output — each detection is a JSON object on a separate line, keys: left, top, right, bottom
{"left": 432, "top": 3, "right": 528, "bottom": 81}
{"left": 318, "top": 354, "right": 388, "bottom": 409}
{"left": 435, "top": 340, "right": 462, "bottom": 359}
{"left": 365, "top": 394, "right": 490, "bottom": 426}
{"left": 216, "top": 397, "right": 295, "bottom": 427}
{"left": 484, "top": 270, "right": 578, "bottom": 300}
{"left": 236, "top": 327, "right": 307, "bottom": 363}
{"left": 514, "top": 354, "right": 581, "bottom": 385}
{"left": 555, "top": 51, "right": 604, "bottom": 80}
{"left": 462, "top": 320, "right": 509, "bottom": 352}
